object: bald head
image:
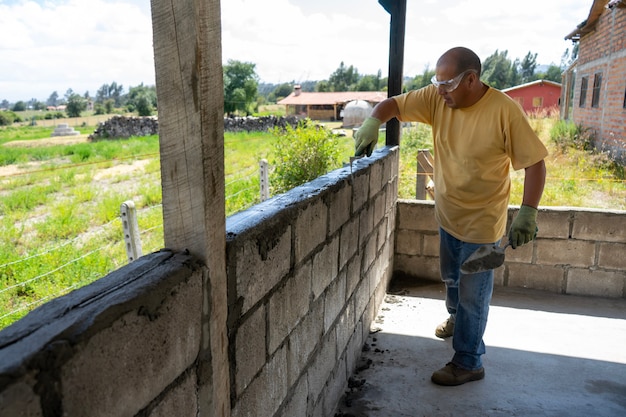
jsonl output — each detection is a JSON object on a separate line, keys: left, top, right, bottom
{"left": 437, "top": 47, "right": 482, "bottom": 76}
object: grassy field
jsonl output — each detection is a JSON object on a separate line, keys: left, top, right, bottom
{"left": 0, "top": 115, "right": 624, "bottom": 329}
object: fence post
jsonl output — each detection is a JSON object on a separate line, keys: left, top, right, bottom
{"left": 259, "top": 159, "right": 270, "bottom": 201}
{"left": 120, "top": 200, "right": 142, "bottom": 262}
{"left": 416, "top": 149, "right": 435, "bottom": 200}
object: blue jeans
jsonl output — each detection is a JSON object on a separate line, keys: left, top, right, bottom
{"left": 439, "top": 228, "right": 495, "bottom": 370}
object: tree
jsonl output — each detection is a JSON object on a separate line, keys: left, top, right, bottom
{"left": 328, "top": 62, "right": 359, "bottom": 91}
{"left": 47, "top": 91, "right": 59, "bottom": 107}
{"left": 127, "top": 83, "right": 157, "bottom": 116}
{"left": 537, "top": 65, "right": 563, "bottom": 83}
{"left": 520, "top": 51, "right": 538, "bottom": 83}
{"left": 482, "top": 50, "right": 519, "bottom": 89}
{"left": 12, "top": 101, "right": 26, "bottom": 112}
{"left": 66, "top": 93, "right": 87, "bottom": 117}
{"left": 405, "top": 66, "right": 435, "bottom": 92}
{"left": 96, "top": 82, "right": 124, "bottom": 107}
{"left": 223, "top": 60, "right": 259, "bottom": 115}
{"left": 0, "top": 99, "right": 9, "bottom": 109}
{"left": 273, "top": 83, "right": 294, "bottom": 101}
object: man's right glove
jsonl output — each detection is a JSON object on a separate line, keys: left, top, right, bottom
{"left": 508, "top": 205, "right": 538, "bottom": 249}
{"left": 354, "top": 117, "right": 382, "bottom": 157}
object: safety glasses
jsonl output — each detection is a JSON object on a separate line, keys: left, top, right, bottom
{"left": 431, "top": 69, "right": 477, "bottom": 93}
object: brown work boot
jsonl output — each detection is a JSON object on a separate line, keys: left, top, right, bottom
{"left": 431, "top": 362, "right": 485, "bottom": 386}
{"left": 435, "top": 317, "right": 454, "bottom": 338}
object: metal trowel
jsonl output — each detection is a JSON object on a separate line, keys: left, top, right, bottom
{"left": 460, "top": 241, "right": 511, "bottom": 274}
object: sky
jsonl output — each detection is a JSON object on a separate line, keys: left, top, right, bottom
{"left": 0, "top": 0, "right": 593, "bottom": 103}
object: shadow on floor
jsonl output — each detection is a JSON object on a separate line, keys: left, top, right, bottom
{"left": 335, "top": 277, "right": 626, "bottom": 417}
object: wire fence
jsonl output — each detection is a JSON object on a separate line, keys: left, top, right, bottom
{"left": 0, "top": 156, "right": 270, "bottom": 327}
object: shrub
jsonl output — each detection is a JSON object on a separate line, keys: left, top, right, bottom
{"left": 269, "top": 120, "right": 343, "bottom": 194}
{"left": 549, "top": 120, "right": 594, "bottom": 152}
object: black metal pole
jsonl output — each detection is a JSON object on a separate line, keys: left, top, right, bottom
{"left": 379, "top": 0, "right": 406, "bottom": 147}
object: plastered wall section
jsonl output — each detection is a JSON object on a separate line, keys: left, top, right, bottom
{"left": 225, "top": 147, "right": 398, "bottom": 417}
{"left": 395, "top": 200, "right": 626, "bottom": 298}
{"left": 0, "top": 251, "right": 207, "bottom": 417}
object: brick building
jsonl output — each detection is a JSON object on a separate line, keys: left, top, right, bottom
{"left": 561, "top": 0, "right": 626, "bottom": 163}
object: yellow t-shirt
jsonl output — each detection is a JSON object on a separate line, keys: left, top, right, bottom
{"left": 394, "top": 85, "right": 548, "bottom": 243}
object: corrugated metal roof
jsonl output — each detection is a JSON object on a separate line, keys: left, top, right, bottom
{"left": 277, "top": 91, "right": 388, "bottom": 105}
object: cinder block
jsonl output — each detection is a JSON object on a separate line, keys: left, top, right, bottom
{"left": 397, "top": 200, "right": 438, "bottom": 231}
{"left": 535, "top": 239, "right": 596, "bottom": 268}
{"left": 393, "top": 254, "right": 440, "bottom": 282}
{"left": 312, "top": 236, "right": 339, "bottom": 299}
{"left": 535, "top": 208, "right": 571, "bottom": 239}
{"left": 572, "top": 211, "right": 626, "bottom": 242}
{"left": 352, "top": 171, "right": 370, "bottom": 213}
{"left": 295, "top": 200, "right": 328, "bottom": 264}
{"left": 287, "top": 299, "right": 323, "bottom": 387}
{"left": 506, "top": 241, "right": 533, "bottom": 263}
{"left": 321, "top": 354, "right": 347, "bottom": 417}
{"left": 395, "top": 229, "right": 420, "bottom": 256}
{"left": 0, "top": 376, "right": 42, "bottom": 417}
{"left": 236, "top": 304, "right": 266, "bottom": 396}
{"left": 148, "top": 371, "right": 197, "bottom": 417}
{"left": 269, "top": 263, "right": 312, "bottom": 354}
{"left": 278, "top": 377, "right": 308, "bottom": 417}
{"left": 369, "top": 161, "right": 383, "bottom": 196}
{"left": 507, "top": 263, "right": 564, "bottom": 293}
{"left": 345, "top": 252, "right": 362, "bottom": 300}
{"left": 359, "top": 204, "right": 374, "bottom": 248}
{"left": 598, "top": 242, "right": 626, "bottom": 270}
{"left": 423, "top": 233, "right": 440, "bottom": 257}
{"left": 324, "top": 273, "right": 347, "bottom": 333}
{"left": 339, "top": 217, "right": 359, "bottom": 270}
{"left": 335, "top": 299, "right": 355, "bottom": 356}
{"left": 373, "top": 192, "right": 386, "bottom": 228}
{"left": 232, "top": 345, "right": 288, "bottom": 417}
{"left": 236, "top": 226, "right": 291, "bottom": 314}
{"left": 306, "top": 331, "right": 337, "bottom": 402}
{"left": 328, "top": 184, "right": 351, "bottom": 236}
{"left": 567, "top": 268, "right": 626, "bottom": 298}
{"left": 61, "top": 274, "right": 203, "bottom": 417}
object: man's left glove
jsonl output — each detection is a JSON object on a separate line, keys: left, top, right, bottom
{"left": 354, "top": 117, "right": 381, "bottom": 157}
{"left": 508, "top": 205, "right": 538, "bottom": 249}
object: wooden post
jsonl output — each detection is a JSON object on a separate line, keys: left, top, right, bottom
{"left": 379, "top": 0, "right": 406, "bottom": 147}
{"left": 150, "top": 1, "right": 230, "bottom": 416}
{"left": 416, "top": 150, "right": 435, "bottom": 200}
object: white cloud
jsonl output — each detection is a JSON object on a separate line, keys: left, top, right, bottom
{"left": 0, "top": 0, "right": 591, "bottom": 103}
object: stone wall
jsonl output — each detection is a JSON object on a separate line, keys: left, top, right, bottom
{"left": 88, "top": 115, "right": 303, "bottom": 140}
{"left": 395, "top": 200, "right": 626, "bottom": 298}
{"left": 89, "top": 115, "right": 159, "bottom": 140}
{"left": 223, "top": 115, "right": 302, "bottom": 132}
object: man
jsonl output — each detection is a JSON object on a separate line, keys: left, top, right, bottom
{"left": 354, "top": 47, "right": 547, "bottom": 386}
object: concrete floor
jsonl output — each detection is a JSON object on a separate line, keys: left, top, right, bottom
{"left": 335, "top": 277, "right": 626, "bottom": 417}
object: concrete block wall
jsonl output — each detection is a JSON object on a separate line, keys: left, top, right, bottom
{"left": 0, "top": 251, "right": 209, "bottom": 417}
{"left": 225, "top": 146, "right": 398, "bottom": 417}
{"left": 395, "top": 200, "right": 626, "bottom": 298}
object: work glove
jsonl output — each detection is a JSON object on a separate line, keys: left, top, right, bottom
{"left": 354, "top": 117, "right": 381, "bottom": 157}
{"left": 508, "top": 205, "right": 538, "bottom": 249}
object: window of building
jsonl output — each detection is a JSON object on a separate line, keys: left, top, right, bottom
{"left": 579, "top": 76, "right": 588, "bottom": 107}
{"left": 514, "top": 97, "right": 524, "bottom": 106}
{"left": 591, "top": 72, "right": 602, "bottom": 108}
{"left": 623, "top": 86, "right": 626, "bottom": 109}
{"left": 532, "top": 97, "right": 543, "bottom": 107}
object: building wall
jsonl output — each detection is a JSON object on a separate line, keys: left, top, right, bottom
{"left": 505, "top": 83, "right": 561, "bottom": 115}
{"left": 571, "top": 4, "right": 626, "bottom": 161}
{"left": 395, "top": 200, "right": 626, "bottom": 298}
